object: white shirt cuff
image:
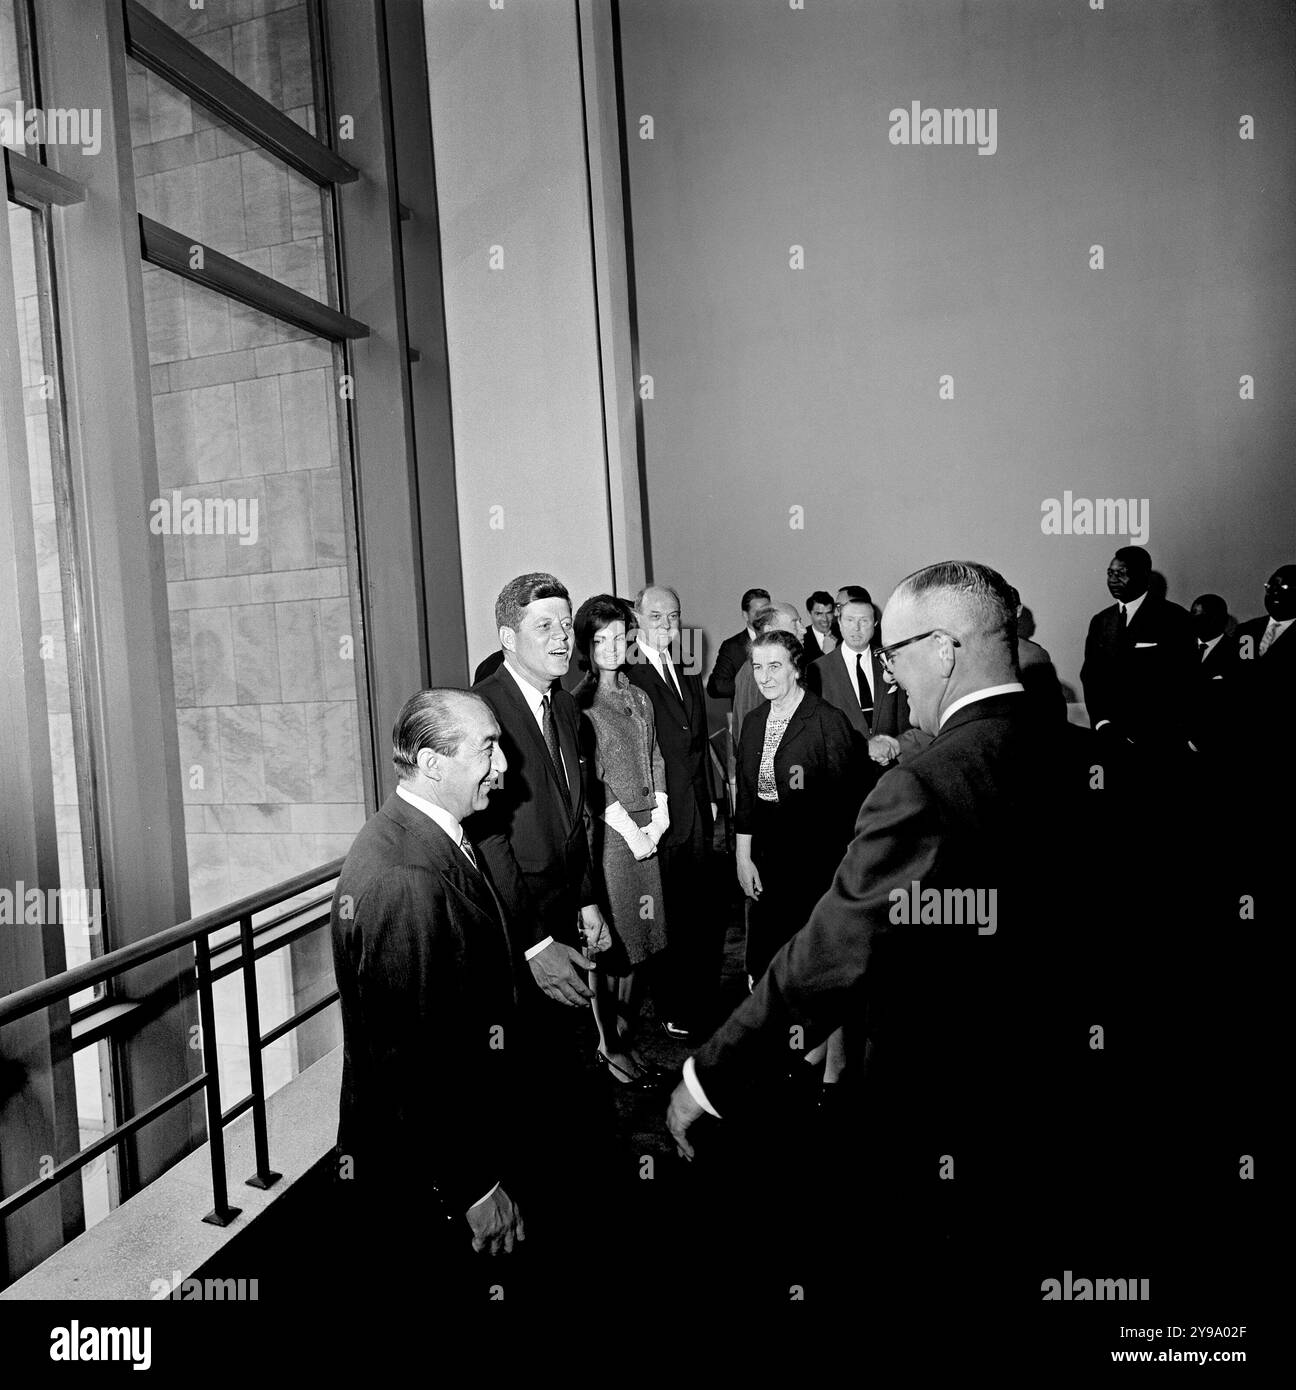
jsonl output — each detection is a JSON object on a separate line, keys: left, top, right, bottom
{"left": 467, "top": 1181, "right": 500, "bottom": 1213}
{"left": 524, "top": 935, "right": 555, "bottom": 961}
{"left": 682, "top": 1056, "right": 720, "bottom": 1118}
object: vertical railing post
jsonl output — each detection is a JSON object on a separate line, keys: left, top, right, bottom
{"left": 194, "top": 933, "right": 241, "bottom": 1226}
{"left": 240, "top": 913, "right": 281, "bottom": 1190}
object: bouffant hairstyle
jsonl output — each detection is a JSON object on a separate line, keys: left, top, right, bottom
{"left": 573, "top": 594, "right": 634, "bottom": 669}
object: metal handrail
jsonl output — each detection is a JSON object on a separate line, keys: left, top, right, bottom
{"left": 0, "top": 857, "right": 345, "bottom": 1233}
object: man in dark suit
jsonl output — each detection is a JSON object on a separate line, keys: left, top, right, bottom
{"left": 667, "top": 561, "right": 1085, "bottom": 1299}
{"left": 807, "top": 589, "right": 920, "bottom": 778}
{"left": 469, "top": 573, "right": 610, "bottom": 994}
{"left": 706, "top": 587, "right": 769, "bottom": 701}
{"left": 1231, "top": 565, "right": 1296, "bottom": 842}
{"left": 1186, "top": 593, "right": 1237, "bottom": 762}
{"left": 801, "top": 591, "right": 837, "bottom": 662}
{"left": 1080, "top": 546, "right": 1196, "bottom": 761}
{"left": 1233, "top": 564, "right": 1296, "bottom": 700}
{"left": 467, "top": 573, "right": 615, "bottom": 1235}
{"left": 332, "top": 688, "right": 522, "bottom": 1283}
{"left": 628, "top": 583, "right": 719, "bottom": 1040}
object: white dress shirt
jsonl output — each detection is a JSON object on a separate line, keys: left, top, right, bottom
{"left": 839, "top": 642, "right": 874, "bottom": 707}
{"left": 637, "top": 638, "right": 683, "bottom": 699}
{"left": 1118, "top": 591, "right": 1147, "bottom": 626}
{"left": 394, "top": 783, "right": 500, "bottom": 1213}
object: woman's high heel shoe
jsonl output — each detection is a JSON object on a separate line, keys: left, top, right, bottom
{"left": 595, "top": 1049, "right": 653, "bottom": 1089}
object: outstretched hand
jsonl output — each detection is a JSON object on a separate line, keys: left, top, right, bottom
{"left": 666, "top": 1079, "right": 707, "bottom": 1162}
{"left": 528, "top": 940, "right": 594, "bottom": 1006}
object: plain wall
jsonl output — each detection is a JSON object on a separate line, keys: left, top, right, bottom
{"left": 423, "top": 0, "right": 615, "bottom": 669}
{"left": 618, "top": 0, "right": 1296, "bottom": 697}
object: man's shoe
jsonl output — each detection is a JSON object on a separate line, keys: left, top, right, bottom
{"left": 660, "top": 1020, "right": 692, "bottom": 1042}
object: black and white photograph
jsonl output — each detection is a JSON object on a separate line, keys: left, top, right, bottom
{"left": 0, "top": 0, "right": 1285, "bottom": 1370}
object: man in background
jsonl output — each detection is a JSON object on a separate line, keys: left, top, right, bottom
{"left": 628, "top": 584, "right": 720, "bottom": 1041}
{"left": 707, "top": 588, "right": 770, "bottom": 701}
{"left": 801, "top": 591, "right": 837, "bottom": 661}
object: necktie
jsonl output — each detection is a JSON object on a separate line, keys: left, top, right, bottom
{"left": 1259, "top": 621, "right": 1278, "bottom": 656}
{"left": 459, "top": 831, "right": 478, "bottom": 870}
{"left": 855, "top": 653, "right": 873, "bottom": 718}
{"left": 663, "top": 653, "right": 683, "bottom": 701}
{"left": 1116, "top": 604, "right": 1127, "bottom": 634}
{"left": 1198, "top": 640, "right": 1209, "bottom": 661}
{"left": 540, "top": 693, "right": 572, "bottom": 806}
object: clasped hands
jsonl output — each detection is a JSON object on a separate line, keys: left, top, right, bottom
{"left": 868, "top": 734, "right": 900, "bottom": 765}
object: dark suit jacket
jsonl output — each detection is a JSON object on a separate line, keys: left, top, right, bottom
{"left": 807, "top": 645, "right": 913, "bottom": 741}
{"left": 693, "top": 693, "right": 1080, "bottom": 1151}
{"left": 1080, "top": 593, "right": 1195, "bottom": 746}
{"left": 332, "top": 792, "right": 517, "bottom": 1213}
{"left": 473, "top": 649, "right": 505, "bottom": 684}
{"left": 801, "top": 627, "right": 833, "bottom": 663}
{"left": 706, "top": 629, "right": 751, "bottom": 701}
{"left": 467, "top": 664, "right": 598, "bottom": 952}
{"left": 626, "top": 644, "right": 715, "bottom": 847}
{"left": 1233, "top": 615, "right": 1296, "bottom": 689}
{"left": 1188, "top": 634, "right": 1240, "bottom": 754}
{"left": 734, "top": 691, "right": 864, "bottom": 848}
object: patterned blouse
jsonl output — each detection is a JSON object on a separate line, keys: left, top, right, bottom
{"left": 757, "top": 703, "right": 798, "bottom": 801}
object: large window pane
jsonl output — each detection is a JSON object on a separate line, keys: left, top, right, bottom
{"left": 7, "top": 200, "right": 114, "bottom": 1225}
{"left": 0, "top": 0, "right": 34, "bottom": 154}
{"left": 127, "top": 55, "right": 334, "bottom": 305}
{"left": 144, "top": 271, "right": 361, "bottom": 1098}
{"left": 134, "top": 0, "right": 319, "bottom": 137}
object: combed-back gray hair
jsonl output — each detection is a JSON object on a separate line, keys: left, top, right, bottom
{"left": 494, "top": 572, "right": 570, "bottom": 633}
{"left": 892, "top": 561, "right": 1018, "bottom": 653}
{"left": 392, "top": 689, "right": 489, "bottom": 779}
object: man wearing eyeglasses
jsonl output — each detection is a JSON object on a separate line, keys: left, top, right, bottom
{"left": 666, "top": 560, "right": 1083, "bottom": 1303}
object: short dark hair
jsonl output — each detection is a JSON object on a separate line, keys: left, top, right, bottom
{"left": 1111, "top": 546, "right": 1152, "bottom": 576}
{"left": 574, "top": 594, "right": 633, "bottom": 665}
{"left": 838, "top": 585, "right": 872, "bottom": 607}
{"left": 392, "top": 689, "right": 487, "bottom": 780}
{"left": 1191, "top": 593, "right": 1228, "bottom": 625}
{"left": 750, "top": 629, "right": 808, "bottom": 685}
{"left": 806, "top": 590, "right": 834, "bottom": 611}
{"left": 741, "top": 588, "right": 771, "bottom": 613}
{"left": 495, "top": 572, "right": 570, "bottom": 633}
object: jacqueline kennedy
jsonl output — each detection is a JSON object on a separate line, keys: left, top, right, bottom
{"left": 574, "top": 595, "right": 670, "bottom": 1086}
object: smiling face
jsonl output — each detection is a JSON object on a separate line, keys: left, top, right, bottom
{"left": 504, "top": 596, "right": 573, "bottom": 686}
{"left": 590, "top": 619, "right": 628, "bottom": 673}
{"left": 879, "top": 596, "right": 950, "bottom": 734}
{"left": 636, "top": 586, "right": 681, "bottom": 653}
{"left": 809, "top": 602, "right": 834, "bottom": 635}
{"left": 1264, "top": 567, "right": 1296, "bottom": 622}
{"left": 752, "top": 642, "right": 799, "bottom": 704}
{"left": 428, "top": 702, "right": 507, "bottom": 821}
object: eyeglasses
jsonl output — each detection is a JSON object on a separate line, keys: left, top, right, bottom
{"left": 876, "top": 628, "right": 962, "bottom": 671}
